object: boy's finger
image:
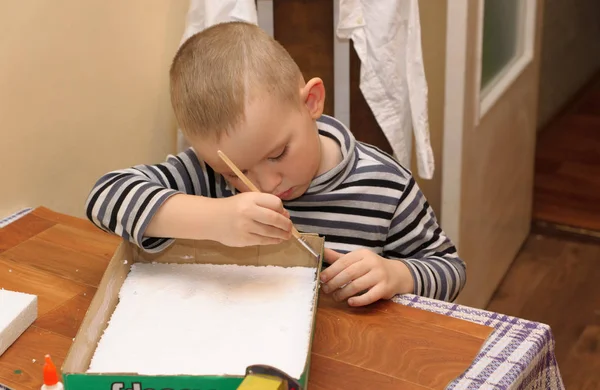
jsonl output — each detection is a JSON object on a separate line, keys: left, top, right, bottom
{"left": 331, "top": 271, "right": 373, "bottom": 302}
{"left": 254, "top": 193, "right": 285, "bottom": 213}
{"left": 251, "top": 221, "right": 292, "bottom": 240}
{"left": 348, "top": 283, "right": 386, "bottom": 307}
{"left": 320, "top": 251, "right": 362, "bottom": 283}
{"left": 251, "top": 207, "right": 292, "bottom": 232}
{"left": 324, "top": 261, "right": 369, "bottom": 294}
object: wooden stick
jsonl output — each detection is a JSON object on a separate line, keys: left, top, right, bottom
{"left": 217, "top": 150, "right": 260, "bottom": 192}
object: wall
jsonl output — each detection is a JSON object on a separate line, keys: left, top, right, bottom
{"left": 0, "top": 0, "right": 189, "bottom": 219}
{"left": 537, "top": 0, "right": 600, "bottom": 128}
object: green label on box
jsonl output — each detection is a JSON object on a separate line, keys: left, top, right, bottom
{"left": 64, "top": 371, "right": 308, "bottom": 390}
{"left": 64, "top": 374, "right": 243, "bottom": 390}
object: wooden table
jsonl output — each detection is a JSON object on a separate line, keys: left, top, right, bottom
{"left": 0, "top": 207, "right": 492, "bottom": 390}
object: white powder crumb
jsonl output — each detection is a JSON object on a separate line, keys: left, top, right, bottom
{"left": 72, "top": 338, "right": 75, "bottom": 341}
{"left": 8, "top": 270, "right": 12, "bottom": 273}
{"left": 32, "top": 358, "right": 36, "bottom": 363}
{"left": 83, "top": 293, "right": 86, "bottom": 296}
{"left": 123, "top": 260, "right": 128, "bottom": 264}
{"left": 76, "top": 269, "right": 79, "bottom": 272}
{"left": 88, "top": 263, "right": 317, "bottom": 379}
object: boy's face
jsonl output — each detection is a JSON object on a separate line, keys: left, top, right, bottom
{"left": 193, "top": 78, "right": 327, "bottom": 201}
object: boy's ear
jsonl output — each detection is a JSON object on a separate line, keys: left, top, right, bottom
{"left": 300, "top": 77, "right": 325, "bottom": 119}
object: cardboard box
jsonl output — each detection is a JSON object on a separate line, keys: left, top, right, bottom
{"left": 62, "top": 235, "right": 324, "bottom": 390}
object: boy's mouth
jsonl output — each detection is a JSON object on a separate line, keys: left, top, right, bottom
{"left": 275, "top": 187, "right": 294, "bottom": 200}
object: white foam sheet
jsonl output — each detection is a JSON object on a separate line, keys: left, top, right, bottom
{"left": 88, "top": 263, "right": 317, "bottom": 378}
{"left": 0, "top": 289, "right": 37, "bottom": 356}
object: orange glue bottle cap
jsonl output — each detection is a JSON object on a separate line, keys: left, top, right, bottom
{"left": 43, "top": 354, "right": 59, "bottom": 386}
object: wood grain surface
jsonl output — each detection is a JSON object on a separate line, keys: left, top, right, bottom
{"left": 0, "top": 207, "right": 490, "bottom": 389}
{"left": 533, "top": 74, "right": 600, "bottom": 232}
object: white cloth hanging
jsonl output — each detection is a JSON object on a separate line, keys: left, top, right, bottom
{"left": 176, "top": 0, "right": 258, "bottom": 153}
{"left": 336, "top": 0, "right": 434, "bottom": 179}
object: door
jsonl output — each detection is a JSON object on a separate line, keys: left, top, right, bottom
{"left": 442, "top": 0, "right": 544, "bottom": 308}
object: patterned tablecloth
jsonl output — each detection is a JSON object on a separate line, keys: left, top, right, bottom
{"left": 1, "top": 208, "right": 565, "bottom": 389}
{"left": 393, "top": 295, "right": 565, "bottom": 389}
{"left": 0, "top": 207, "right": 32, "bottom": 228}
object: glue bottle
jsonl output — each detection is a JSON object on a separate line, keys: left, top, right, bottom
{"left": 41, "top": 354, "right": 64, "bottom": 390}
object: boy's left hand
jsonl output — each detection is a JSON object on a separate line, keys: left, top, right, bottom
{"left": 319, "top": 248, "right": 414, "bottom": 307}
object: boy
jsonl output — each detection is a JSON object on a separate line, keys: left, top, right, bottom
{"left": 85, "top": 21, "right": 466, "bottom": 307}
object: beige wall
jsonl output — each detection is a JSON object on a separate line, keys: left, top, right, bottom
{"left": 537, "top": 0, "right": 600, "bottom": 128}
{"left": 0, "top": 1, "right": 189, "bottom": 219}
{"left": 412, "top": 0, "right": 447, "bottom": 219}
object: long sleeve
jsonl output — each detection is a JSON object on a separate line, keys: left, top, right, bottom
{"left": 84, "top": 148, "right": 222, "bottom": 252}
{"left": 383, "top": 177, "right": 466, "bottom": 302}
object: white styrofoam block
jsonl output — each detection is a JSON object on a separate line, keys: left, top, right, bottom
{"left": 0, "top": 289, "right": 38, "bottom": 356}
{"left": 88, "top": 263, "right": 317, "bottom": 378}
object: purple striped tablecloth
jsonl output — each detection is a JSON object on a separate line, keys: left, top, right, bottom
{"left": 0, "top": 207, "right": 32, "bottom": 228}
{"left": 393, "top": 294, "right": 565, "bottom": 389}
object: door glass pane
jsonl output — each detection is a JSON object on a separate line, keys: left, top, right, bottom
{"left": 480, "top": 0, "right": 524, "bottom": 90}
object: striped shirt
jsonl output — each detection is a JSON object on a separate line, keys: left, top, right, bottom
{"left": 85, "top": 115, "right": 466, "bottom": 302}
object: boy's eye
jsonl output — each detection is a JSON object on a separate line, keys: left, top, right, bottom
{"left": 269, "top": 145, "right": 288, "bottom": 162}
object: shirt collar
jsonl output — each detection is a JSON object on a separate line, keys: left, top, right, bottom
{"left": 303, "top": 115, "right": 357, "bottom": 196}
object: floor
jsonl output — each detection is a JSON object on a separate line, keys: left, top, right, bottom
{"left": 533, "top": 75, "right": 600, "bottom": 232}
{"left": 487, "top": 231, "right": 600, "bottom": 389}
{"left": 487, "top": 74, "right": 600, "bottom": 389}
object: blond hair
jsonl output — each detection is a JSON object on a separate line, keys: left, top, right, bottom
{"left": 170, "top": 21, "right": 303, "bottom": 140}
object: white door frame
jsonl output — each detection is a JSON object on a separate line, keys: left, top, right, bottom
{"left": 441, "top": 1, "right": 469, "bottom": 249}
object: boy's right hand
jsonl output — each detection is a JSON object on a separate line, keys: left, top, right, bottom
{"left": 215, "top": 192, "right": 293, "bottom": 247}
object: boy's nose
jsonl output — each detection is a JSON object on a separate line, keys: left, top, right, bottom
{"left": 255, "top": 172, "right": 282, "bottom": 194}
